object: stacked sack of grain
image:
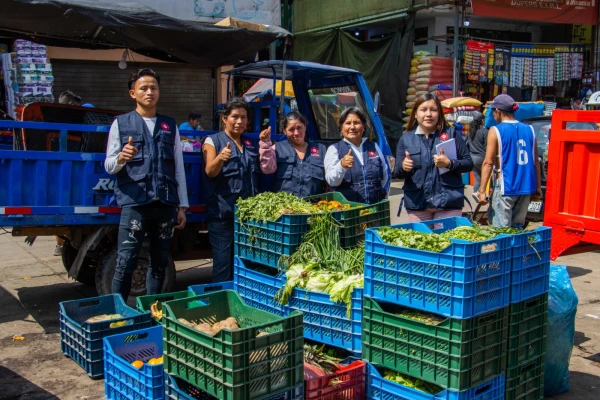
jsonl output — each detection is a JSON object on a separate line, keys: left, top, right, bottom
{"left": 403, "top": 51, "right": 432, "bottom": 130}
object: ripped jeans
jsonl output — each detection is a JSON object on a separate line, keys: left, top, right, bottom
{"left": 112, "top": 202, "right": 177, "bottom": 301}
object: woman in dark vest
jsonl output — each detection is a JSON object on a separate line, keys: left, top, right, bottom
{"left": 202, "top": 98, "right": 259, "bottom": 282}
{"left": 258, "top": 112, "right": 326, "bottom": 197}
{"left": 324, "top": 107, "right": 389, "bottom": 204}
{"left": 394, "top": 93, "right": 473, "bottom": 222}
{"left": 466, "top": 111, "right": 488, "bottom": 191}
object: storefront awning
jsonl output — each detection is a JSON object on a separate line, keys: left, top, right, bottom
{"left": 0, "top": 0, "right": 291, "bottom": 67}
{"left": 471, "top": 0, "right": 598, "bottom": 25}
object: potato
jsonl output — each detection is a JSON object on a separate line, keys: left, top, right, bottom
{"left": 256, "top": 332, "right": 269, "bottom": 338}
{"left": 177, "top": 318, "right": 196, "bottom": 328}
{"left": 211, "top": 321, "right": 224, "bottom": 335}
{"left": 221, "top": 317, "right": 240, "bottom": 330}
{"left": 194, "top": 323, "right": 215, "bottom": 336}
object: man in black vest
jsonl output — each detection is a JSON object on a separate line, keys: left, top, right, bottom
{"left": 104, "top": 68, "right": 188, "bottom": 300}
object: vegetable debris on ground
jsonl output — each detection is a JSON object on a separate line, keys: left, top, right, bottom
{"left": 377, "top": 224, "right": 527, "bottom": 253}
{"left": 276, "top": 213, "right": 364, "bottom": 316}
{"left": 383, "top": 369, "right": 443, "bottom": 394}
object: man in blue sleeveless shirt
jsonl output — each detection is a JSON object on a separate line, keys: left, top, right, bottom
{"left": 478, "top": 94, "right": 542, "bottom": 228}
{"left": 105, "top": 68, "right": 189, "bottom": 300}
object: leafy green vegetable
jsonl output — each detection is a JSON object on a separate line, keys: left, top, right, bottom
{"left": 396, "top": 309, "right": 445, "bottom": 325}
{"left": 383, "top": 370, "right": 443, "bottom": 394}
{"left": 236, "top": 192, "right": 316, "bottom": 223}
{"left": 304, "top": 343, "right": 344, "bottom": 375}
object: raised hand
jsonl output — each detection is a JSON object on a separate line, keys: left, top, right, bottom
{"left": 118, "top": 136, "right": 138, "bottom": 163}
{"left": 402, "top": 151, "right": 414, "bottom": 172}
{"left": 341, "top": 149, "right": 354, "bottom": 169}
{"left": 259, "top": 126, "right": 271, "bottom": 143}
{"left": 433, "top": 147, "right": 450, "bottom": 168}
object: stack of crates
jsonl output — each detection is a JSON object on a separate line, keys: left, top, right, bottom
{"left": 362, "top": 217, "right": 511, "bottom": 399}
{"left": 505, "top": 227, "right": 551, "bottom": 400}
{"left": 225, "top": 192, "right": 390, "bottom": 356}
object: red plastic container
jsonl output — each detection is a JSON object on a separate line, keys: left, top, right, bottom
{"left": 543, "top": 110, "right": 600, "bottom": 259}
{"left": 305, "top": 358, "right": 366, "bottom": 400}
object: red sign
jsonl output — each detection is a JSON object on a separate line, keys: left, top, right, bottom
{"left": 466, "top": 40, "right": 494, "bottom": 53}
{"left": 472, "top": 0, "right": 598, "bottom": 25}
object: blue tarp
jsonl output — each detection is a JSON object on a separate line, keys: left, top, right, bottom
{"left": 484, "top": 102, "right": 545, "bottom": 128}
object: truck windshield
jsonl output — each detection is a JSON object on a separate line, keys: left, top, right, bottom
{"left": 307, "top": 85, "right": 376, "bottom": 142}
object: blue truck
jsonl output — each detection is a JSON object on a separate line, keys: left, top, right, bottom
{"left": 0, "top": 61, "right": 394, "bottom": 296}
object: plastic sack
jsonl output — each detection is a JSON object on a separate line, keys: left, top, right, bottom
{"left": 418, "top": 56, "right": 453, "bottom": 66}
{"left": 544, "top": 264, "right": 578, "bottom": 396}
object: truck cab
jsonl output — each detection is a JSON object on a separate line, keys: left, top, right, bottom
{"left": 0, "top": 61, "right": 393, "bottom": 295}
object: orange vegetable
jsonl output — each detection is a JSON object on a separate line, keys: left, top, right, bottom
{"left": 131, "top": 360, "right": 144, "bottom": 369}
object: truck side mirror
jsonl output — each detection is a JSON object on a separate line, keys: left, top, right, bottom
{"left": 373, "top": 92, "right": 380, "bottom": 115}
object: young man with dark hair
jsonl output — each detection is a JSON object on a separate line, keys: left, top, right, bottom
{"left": 179, "top": 110, "right": 203, "bottom": 131}
{"left": 104, "top": 68, "right": 188, "bottom": 300}
{"left": 478, "top": 94, "right": 542, "bottom": 228}
{"left": 58, "top": 90, "right": 82, "bottom": 106}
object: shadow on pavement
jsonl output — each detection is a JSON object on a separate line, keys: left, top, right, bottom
{"left": 566, "top": 265, "right": 593, "bottom": 279}
{"left": 549, "top": 371, "right": 600, "bottom": 399}
{"left": 0, "top": 285, "right": 29, "bottom": 326}
{"left": 574, "top": 330, "right": 591, "bottom": 347}
{"left": 0, "top": 365, "right": 60, "bottom": 399}
{"left": 14, "top": 282, "right": 96, "bottom": 334}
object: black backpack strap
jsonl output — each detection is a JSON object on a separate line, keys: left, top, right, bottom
{"left": 397, "top": 196, "right": 405, "bottom": 217}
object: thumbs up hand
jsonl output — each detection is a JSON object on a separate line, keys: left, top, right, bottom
{"left": 341, "top": 149, "right": 354, "bottom": 169}
{"left": 402, "top": 150, "right": 414, "bottom": 172}
{"left": 433, "top": 147, "right": 450, "bottom": 168}
{"left": 219, "top": 142, "right": 232, "bottom": 162}
{"left": 119, "top": 136, "right": 139, "bottom": 164}
{"left": 259, "top": 126, "right": 271, "bottom": 143}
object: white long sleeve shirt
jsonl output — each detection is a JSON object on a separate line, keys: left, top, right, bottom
{"left": 324, "top": 138, "right": 389, "bottom": 190}
{"left": 104, "top": 118, "right": 189, "bottom": 208}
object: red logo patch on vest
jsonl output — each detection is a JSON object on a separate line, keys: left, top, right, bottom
{"left": 368, "top": 150, "right": 377, "bottom": 157}
{"left": 243, "top": 139, "right": 253, "bottom": 147}
{"left": 160, "top": 122, "right": 170, "bottom": 131}
{"left": 310, "top": 147, "right": 319, "bottom": 156}
{"left": 440, "top": 133, "right": 449, "bottom": 141}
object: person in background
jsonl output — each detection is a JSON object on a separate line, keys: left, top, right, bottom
{"left": 259, "top": 112, "right": 325, "bottom": 198}
{"left": 104, "top": 68, "right": 188, "bottom": 300}
{"left": 179, "top": 110, "right": 203, "bottom": 131}
{"left": 478, "top": 94, "right": 541, "bottom": 229}
{"left": 467, "top": 111, "right": 488, "bottom": 192}
{"left": 58, "top": 90, "right": 82, "bottom": 106}
{"left": 202, "top": 98, "right": 259, "bottom": 283}
{"left": 394, "top": 93, "right": 473, "bottom": 222}
{"left": 324, "top": 107, "right": 389, "bottom": 204}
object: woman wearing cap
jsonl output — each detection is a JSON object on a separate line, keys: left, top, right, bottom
{"left": 394, "top": 93, "right": 473, "bottom": 222}
{"left": 324, "top": 107, "right": 389, "bottom": 204}
{"left": 467, "top": 111, "right": 488, "bottom": 191}
{"left": 259, "top": 112, "right": 326, "bottom": 198}
{"left": 202, "top": 97, "right": 259, "bottom": 282}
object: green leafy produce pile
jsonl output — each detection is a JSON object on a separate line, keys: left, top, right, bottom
{"left": 396, "top": 308, "right": 445, "bottom": 325}
{"left": 377, "top": 224, "right": 525, "bottom": 253}
{"left": 383, "top": 370, "right": 443, "bottom": 394}
{"left": 304, "top": 343, "right": 344, "bottom": 375}
{"left": 236, "top": 192, "right": 317, "bottom": 223}
{"left": 276, "top": 213, "right": 364, "bottom": 317}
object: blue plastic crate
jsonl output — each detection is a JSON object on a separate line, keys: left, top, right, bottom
{"left": 188, "top": 281, "right": 234, "bottom": 295}
{"left": 165, "top": 374, "right": 304, "bottom": 400}
{"left": 59, "top": 294, "right": 152, "bottom": 378}
{"left": 364, "top": 217, "right": 511, "bottom": 319}
{"left": 367, "top": 364, "right": 505, "bottom": 400}
{"left": 220, "top": 257, "right": 363, "bottom": 354}
{"left": 234, "top": 212, "right": 310, "bottom": 268}
{"left": 508, "top": 227, "right": 551, "bottom": 303}
{"left": 104, "top": 326, "right": 164, "bottom": 400}
{"left": 231, "top": 257, "right": 287, "bottom": 316}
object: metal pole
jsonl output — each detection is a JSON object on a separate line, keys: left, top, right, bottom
{"left": 280, "top": 40, "right": 288, "bottom": 122}
{"left": 453, "top": 2, "right": 459, "bottom": 97}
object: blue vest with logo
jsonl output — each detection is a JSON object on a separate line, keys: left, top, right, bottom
{"left": 496, "top": 121, "right": 537, "bottom": 195}
{"left": 332, "top": 140, "right": 384, "bottom": 204}
{"left": 203, "top": 132, "right": 259, "bottom": 220}
{"left": 273, "top": 140, "right": 326, "bottom": 198}
{"left": 114, "top": 111, "right": 179, "bottom": 208}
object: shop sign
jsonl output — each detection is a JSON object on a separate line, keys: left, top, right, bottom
{"left": 472, "top": 0, "right": 598, "bottom": 25}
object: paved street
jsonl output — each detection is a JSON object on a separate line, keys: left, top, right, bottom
{"left": 0, "top": 184, "right": 598, "bottom": 399}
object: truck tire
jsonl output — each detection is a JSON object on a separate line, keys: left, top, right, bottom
{"left": 61, "top": 240, "right": 97, "bottom": 286}
{"left": 95, "top": 245, "right": 176, "bottom": 297}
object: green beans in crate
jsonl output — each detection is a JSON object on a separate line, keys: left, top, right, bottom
{"left": 162, "top": 290, "right": 304, "bottom": 400}
{"left": 362, "top": 296, "right": 508, "bottom": 391}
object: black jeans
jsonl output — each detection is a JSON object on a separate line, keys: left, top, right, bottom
{"left": 208, "top": 218, "right": 234, "bottom": 283}
{"left": 112, "top": 202, "right": 177, "bottom": 301}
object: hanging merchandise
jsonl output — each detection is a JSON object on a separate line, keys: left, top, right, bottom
{"left": 510, "top": 44, "right": 534, "bottom": 87}
{"left": 532, "top": 45, "right": 555, "bottom": 87}
{"left": 463, "top": 40, "right": 495, "bottom": 82}
{"left": 554, "top": 45, "right": 571, "bottom": 82}
{"left": 570, "top": 45, "right": 585, "bottom": 80}
{"left": 493, "top": 47, "right": 510, "bottom": 96}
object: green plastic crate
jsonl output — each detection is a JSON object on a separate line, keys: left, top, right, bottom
{"left": 362, "top": 296, "right": 508, "bottom": 391}
{"left": 136, "top": 290, "right": 197, "bottom": 323}
{"left": 304, "top": 192, "right": 390, "bottom": 248}
{"left": 505, "top": 355, "right": 545, "bottom": 400}
{"left": 507, "top": 293, "right": 548, "bottom": 368}
{"left": 162, "top": 290, "right": 304, "bottom": 400}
